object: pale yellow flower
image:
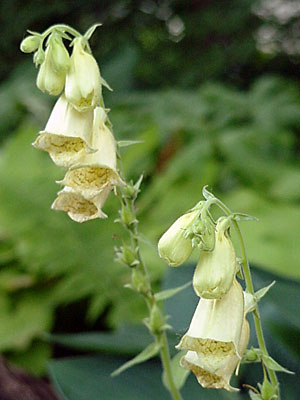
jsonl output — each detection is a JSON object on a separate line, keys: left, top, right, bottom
{"left": 193, "top": 217, "right": 237, "bottom": 299}
{"left": 33, "top": 94, "right": 94, "bottom": 168}
{"left": 180, "top": 318, "right": 250, "bottom": 392}
{"left": 65, "top": 37, "right": 101, "bottom": 112}
{"left": 158, "top": 210, "right": 200, "bottom": 266}
{"left": 57, "top": 107, "right": 124, "bottom": 197}
{"left": 177, "top": 279, "right": 244, "bottom": 370}
{"left": 51, "top": 186, "right": 111, "bottom": 223}
{"left": 36, "top": 46, "right": 65, "bottom": 96}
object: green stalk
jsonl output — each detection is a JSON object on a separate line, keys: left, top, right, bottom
{"left": 214, "top": 198, "right": 279, "bottom": 398}
{"left": 40, "top": 24, "right": 82, "bottom": 39}
{"left": 119, "top": 185, "right": 183, "bottom": 400}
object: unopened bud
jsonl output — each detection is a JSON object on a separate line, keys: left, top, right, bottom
{"left": 131, "top": 269, "right": 149, "bottom": 294}
{"left": 158, "top": 209, "right": 199, "bottom": 266}
{"left": 120, "top": 203, "right": 135, "bottom": 226}
{"left": 193, "top": 217, "right": 236, "bottom": 299}
{"left": 50, "top": 33, "right": 70, "bottom": 72}
{"left": 33, "top": 48, "right": 45, "bottom": 66}
{"left": 20, "top": 35, "right": 41, "bottom": 53}
{"left": 149, "top": 303, "right": 165, "bottom": 334}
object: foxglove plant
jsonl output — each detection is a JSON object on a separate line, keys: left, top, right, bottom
{"left": 21, "top": 24, "right": 292, "bottom": 400}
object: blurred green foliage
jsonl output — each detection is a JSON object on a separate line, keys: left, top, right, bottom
{"left": 0, "top": 2, "right": 300, "bottom": 398}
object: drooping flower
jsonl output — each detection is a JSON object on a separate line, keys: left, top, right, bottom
{"left": 177, "top": 279, "right": 244, "bottom": 374}
{"left": 57, "top": 107, "right": 124, "bottom": 197}
{"left": 180, "top": 318, "right": 250, "bottom": 392}
{"left": 158, "top": 209, "right": 200, "bottom": 266}
{"left": 193, "top": 217, "right": 237, "bottom": 299}
{"left": 51, "top": 186, "right": 111, "bottom": 223}
{"left": 36, "top": 45, "right": 65, "bottom": 96}
{"left": 33, "top": 94, "right": 94, "bottom": 168}
{"left": 65, "top": 37, "right": 101, "bottom": 112}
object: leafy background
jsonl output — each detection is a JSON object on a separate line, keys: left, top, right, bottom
{"left": 0, "top": 0, "right": 300, "bottom": 398}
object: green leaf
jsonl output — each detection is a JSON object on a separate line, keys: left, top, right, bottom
{"left": 111, "top": 342, "right": 161, "bottom": 376}
{"left": 262, "top": 355, "right": 294, "bottom": 374}
{"left": 48, "top": 355, "right": 170, "bottom": 400}
{"left": 118, "top": 140, "right": 144, "bottom": 147}
{"left": 162, "top": 351, "right": 190, "bottom": 391}
{"left": 154, "top": 281, "right": 191, "bottom": 301}
{"left": 255, "top": 281, "right": 276, "bottom": 302}
{"left": 46, "top": 324, "right": 153, "bottom": 355}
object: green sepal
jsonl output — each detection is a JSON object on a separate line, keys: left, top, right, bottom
{"left": 83, "top": 23, "right": 102, "bottom": 40}
{"left": 262, "top": 354, "right": 294, "bottom": 374}
{"left": 154, "top": 281, "right": 191, "bottom": 301}
{"left": 231, "top": 212, "right": 258, "bottom": 222}
{"left": 162, "top": 351, "right": 190, "bottom": 391}
{"left": 111, "top": 342, "right": 161, "bottom": 377}
{"left": 255, "top": 281, "right": 276, "bottom": 302}
{"left": 249, "top": 391, "right": 263, "bottom": 400}
{"left": 100, "top": 76, "right": 113, "bottom": 91}
{"left": 261, "top": 379, "right": 278, "bottom": 400}
{"left": 202, "top": 185, "right": 215, "bottom": 200}
{"left": 118, "top": 140, "right": 144, "bottom": 148}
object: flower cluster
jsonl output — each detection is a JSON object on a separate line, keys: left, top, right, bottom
{"left": 21, "top": 29, "right": 123, "bottom": 222}
{"left": 158, "top": 204, "right": 250, "bottom": 391}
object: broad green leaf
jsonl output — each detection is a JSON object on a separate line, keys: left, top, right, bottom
{"left": 46, "top": 324, "right": 153, "bottom": 355}
{"left": 111, "top": 342, "right": 161, "bottom": 376}
{"left": 154, "top": 281, "right": 191, "bottom": 301}
{"left": 162, "top": 351, "right": 190, "bottom": 391}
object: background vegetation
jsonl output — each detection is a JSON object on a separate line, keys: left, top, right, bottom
{"left": 0, "top": 0, "right": 299, "bottom": 398}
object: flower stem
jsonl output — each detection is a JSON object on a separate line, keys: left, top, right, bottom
{"left": 40, "top": 24, "right": 82, "bottom": 40}
{"left": 118, "top": 185, "right": 183, "bottom": 400}
{"left": 214, "top": 198, "right": 280, "bottom": 398}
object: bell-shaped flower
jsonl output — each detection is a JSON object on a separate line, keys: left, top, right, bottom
{"left": 177, "top": 279, "right": 244, "bottom": 373}
{"left": 65, "top": 37, "right": 101, "bottom": 112}
{"left": 51, "top": 186, "right": 111, "bottom": 223}
{"left": 180, "top": 318, "right": 250, "bottom": 392}
{"left": 158, "top": 209, "right": 200, "bottom": 266}
{"left": 57, "top": 107, "right": 124, "bottom": 197}
{"left": 36, "top": 45, "right": 65, "bottom": 96}
{"left": 33, "top": 94, "right": 94, "bottom": 168}
{"left": 193, "top": 217, "right": 236, "bottom": 299}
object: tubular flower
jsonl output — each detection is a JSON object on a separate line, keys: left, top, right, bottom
{"left": 65, "top": 37, "right": 101, "bottom": 112}
{"left": 193, "top": 217, "right": 237, "bottom": 299}
{"left": 158, "top": 209, "right": 200, "bottom": 266}
{"left": 51, "top": 186, "right": 111, "bottom": 223}
{"left": 58, "top": 107, "right": 124, "bottom": 197}
{"left": 180, "top": 318, "right": 250, "bottom": 392}
{"left": 33, "top": 94, "right": 94, "bottom": 168}
{"left": 176, "top": 279, "right": 244, "bottom": 373}
{"left": 36, "top": 45, "right": 65, "bottom": 96}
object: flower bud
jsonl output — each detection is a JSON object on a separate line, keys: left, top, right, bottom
{"left": 20, "top": 35, "right": 41, "bottom": 53}
{"left": 149, "top": 303, "right": 165, "bottom": 334}
{"left": 49, "top": 33, "right": 70, "bottom": 73}
{"left": 158, "top": 210, "right": 200, "bottom": 266}
{"left": 65, "top": 37, "right": 101, "bottom": 111}
{"left": 193, "top": 217, "right": 236, "bottom": 299}
{"left": 36, "top": 46, "right": 65, "bottom": 96}
{"left": 131, "top": 269, "right": 149, "bottom": 294}
{"left": 33, "top": 48, "right": 45, "bottom": 66}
